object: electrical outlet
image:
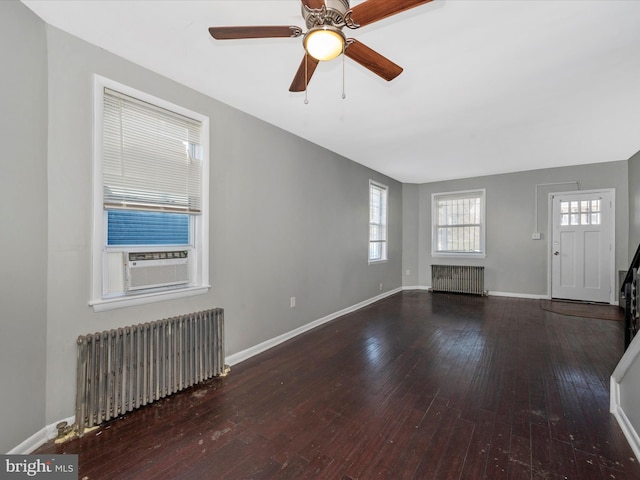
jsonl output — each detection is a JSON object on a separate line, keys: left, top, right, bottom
{"left": 290, "top": 297, "right": 296, "bottom": 308}
{"left": 405, "top": 269, "right": 411, "bottom": 276}
{"left": 531, "top": 232, "right": 541, "bottom": 240}
{"left": 379, "top": 283, "right": 383, "bottom": 291}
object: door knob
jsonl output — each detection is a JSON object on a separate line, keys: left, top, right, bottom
{"left": 554, "top": 251, "right": 559, "bottom": 256}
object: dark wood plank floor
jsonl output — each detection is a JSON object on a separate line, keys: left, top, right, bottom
{"left": 35, "top": 291, "right": 640, "bottom": 479}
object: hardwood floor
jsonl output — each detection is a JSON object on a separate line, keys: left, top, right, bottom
{"left": 35, "top": 291, "right": 639, "bottom": 479}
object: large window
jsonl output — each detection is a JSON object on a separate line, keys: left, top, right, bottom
{"left": 369, "top": 180, "right": 388, "bottom": 263}
{"left": 91, "top": 76, "right": 210, "bottom": 311}
{"left": 432, "top": 189, "right": 485, "bottom": 257}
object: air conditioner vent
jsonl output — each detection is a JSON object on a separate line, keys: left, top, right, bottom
{"left": 128, "top": 251, "right": 188, "bottom": 262}
{"left": 125, "top": 250, "right": 190, "bottom": 292}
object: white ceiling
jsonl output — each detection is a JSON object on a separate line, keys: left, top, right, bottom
{"left": 22, "top": 0, "right": 640, "bottom": 183}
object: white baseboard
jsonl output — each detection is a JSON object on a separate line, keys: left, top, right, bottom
{"left": 403, "top": 285, "right": 548, "bottom": 300}
{"left": 8, "top": 415, "right": 75, "bottom": 454}
{"left": 611, "top": 403, "right": 640, "bottom": 463}
{"left": 226, "top": 287, "right": 402, "bottom": 366}
{"left": 610, "top": 334, "right": 640, "bottom": 463}
{"left": 406, "top": 285, "right": 623, "bottom": 302}
{"left": 402, "top": 285, "right": 429, "bottom": 291}
{"left": 488, "top": 291, "right": 548, "bottom": 299}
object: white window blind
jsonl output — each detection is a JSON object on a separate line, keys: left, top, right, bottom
{"left": 369, "top": 181, "right": 388, "bottom": 262}
{"left": 103, "top": 88, "right": 203, "bottom": 213}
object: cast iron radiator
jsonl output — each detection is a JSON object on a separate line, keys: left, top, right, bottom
{"left": 75, "top": 308, "right": 226, "bottom": 435}
{"left": 431, "top": 265, "right": 486, "bottom": 296}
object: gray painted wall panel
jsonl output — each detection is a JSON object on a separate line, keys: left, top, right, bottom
{"left": 621, "top": 150, "right": 640, "bottom": 446}
{"left": 629, "top": 150, "right": 640, "bottom": 256}
{"left": 402, "top": 184, "right": 419, "bottom": 286}
{"left": 0, "top": 1, "right": 48, "bottom": 453}
{"left": 620, "top": 353, "right": 640, "bottom": 452}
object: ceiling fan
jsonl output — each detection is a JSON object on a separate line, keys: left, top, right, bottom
{"left": 208, "top": 0, "right": 433, "bottom": 92}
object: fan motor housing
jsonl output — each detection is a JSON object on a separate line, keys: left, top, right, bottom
{"left": 302, "top": 0, "right": 350, "bottom": 29}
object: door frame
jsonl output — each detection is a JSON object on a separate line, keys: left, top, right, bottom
{"left": 546, "top": 188, "right": 616, "bottom": 304}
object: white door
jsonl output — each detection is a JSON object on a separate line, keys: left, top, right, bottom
{"left": 551, "top": 190, "right": 614, "bottom": 303}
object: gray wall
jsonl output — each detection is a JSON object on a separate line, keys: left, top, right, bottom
{"left": 0, "top": 1, "right": 48, "bottom": 453}
{"left": 620, "top": 350, "right": 640, "bottom": 451}
{"left": 402, "top": 184, "right": 420, "bottom": 286}
{"left": 629, "top": 150, "right": 640, "bottom": 257}
{"left": 405, "top": 162, "right": 629, "bottom": 296}
{"left": 620, "top": 150, "right": 640, "bottom": 446}
{"left": 41, "top": 25, "right": 401, "bottom": 427}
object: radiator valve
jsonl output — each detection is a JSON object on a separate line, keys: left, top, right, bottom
{"left": 55, "top": 421, "right": 77, "bottom": 444}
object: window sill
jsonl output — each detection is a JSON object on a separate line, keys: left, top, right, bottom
{"left": 90, "top": 285, "right": 210, "bottom": 312}
{"left": 431, "top": 252, "right": 486, "bottom": 259}
{"left": 368, "top": 259, "right": 388, "bottom": 265}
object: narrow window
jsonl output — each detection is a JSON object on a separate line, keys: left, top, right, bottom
{"left": 432, "top": 189, "right": 486, "bottom": 257}
{"left": 369, "top": 181, "right": 388, "bottom": 263}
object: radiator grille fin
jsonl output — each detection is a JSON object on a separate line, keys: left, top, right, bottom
{"left": 76, "top": 308, "right": 225, "bottom": 435}
{"left": 431, "top": 265, "right": 486, "bottom": 295}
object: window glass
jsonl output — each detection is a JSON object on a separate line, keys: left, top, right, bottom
{"left": 432, "top": 190, "right": 485, "bottom": 256}
{"left": 107, "top": 210, "right": 190, "bottom": 246}
{"left": 369, "top": 181, "right": 388, "bottom": 263}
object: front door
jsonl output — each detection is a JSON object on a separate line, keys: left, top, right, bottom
{"left": 551, "top": 190, "right": 614, "bottom": 303}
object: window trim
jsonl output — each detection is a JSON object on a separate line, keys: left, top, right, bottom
{"left": 369, "top": 180, "right": 389, "bottom": 264}
{"left": 431, "top": 188, "right": 486, "bottom": 258}
{"left": 90, "top": 75, "right": 210, "bottom": 311}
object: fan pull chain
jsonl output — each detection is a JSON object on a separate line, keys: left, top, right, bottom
{"left": 342, "top": 44, "right": 346, "bottom": 99}
{"left": 304, "top": 53, "right": 309, "bottom": 105}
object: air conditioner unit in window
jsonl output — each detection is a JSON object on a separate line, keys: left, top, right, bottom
{"left": 124, "top": 250, "right": 190, "bottom": 292}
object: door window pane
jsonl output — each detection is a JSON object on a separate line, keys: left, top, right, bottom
{"left": 560, "top": 199, "right": 601, "bottom": 226}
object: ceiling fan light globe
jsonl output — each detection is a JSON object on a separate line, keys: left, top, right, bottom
{"left": 304, "top": 27, "right": 345, "bottom": 62}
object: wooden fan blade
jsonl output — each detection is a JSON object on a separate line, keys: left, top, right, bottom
{"left": 289, "top": 54, "right": 320, "bottom": 92}
{"left": 344, "top": 39, "right": 403, "bottom": 81}
{"left": 209, "top": 26, "right": 302, "bottom": 40}
{"left": 301, "top": 0, "right": 326, "bottom": 8}
{"left": 348, "top": 0, "right": 433, "bottom": 28}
